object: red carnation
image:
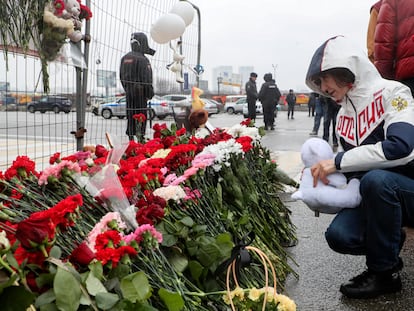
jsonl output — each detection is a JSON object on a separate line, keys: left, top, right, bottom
{"left": 133, "top": 113, "right": 146, "bottom": 123}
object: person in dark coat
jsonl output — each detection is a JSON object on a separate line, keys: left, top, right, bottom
{"left": 245, "top": 72, "right": 258, "bottom": 120}
{"left": 286, "top": 89, "right": 297, "bottom": 119}
{"left": 258, "top": 73, "right": 281, "bottom": 130}
{"left": 120, "top": 32, "right": 155, "bottom": 141}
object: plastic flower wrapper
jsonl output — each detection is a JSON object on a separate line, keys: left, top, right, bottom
{"left": 105, "top": 133, "right": 129, "bottom": 165}
{"left": 86, "top": 164, "right": 138, "bottom": 230}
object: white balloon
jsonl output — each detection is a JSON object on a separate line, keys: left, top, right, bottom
{"left": 150, "top": 13, "right": 186, "bottom": 44}
{"left": 170, "top": 2, "right": 195, "bottom": 26}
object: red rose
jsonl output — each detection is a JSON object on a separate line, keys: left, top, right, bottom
{"left": 69, "top": 242, "right": 96, "bottom": 266}
{"left": 16, "top": 214, "right": 55, "bottom": 250}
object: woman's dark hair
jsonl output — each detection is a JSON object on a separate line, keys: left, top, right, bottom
{"left": 312, "top": 67, "right": 355, "bottom": 87}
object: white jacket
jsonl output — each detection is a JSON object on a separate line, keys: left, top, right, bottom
{"left": 305, "top": 36, "right": 414, "bottom": 176}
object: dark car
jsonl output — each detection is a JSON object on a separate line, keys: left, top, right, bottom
{"left": 27, "top": 96, "right": 72, "bottom": 114}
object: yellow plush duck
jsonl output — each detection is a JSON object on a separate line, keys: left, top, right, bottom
{"left": 191, "top": 87, "right": 205, "bottom": 110}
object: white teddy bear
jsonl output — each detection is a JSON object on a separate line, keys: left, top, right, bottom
{"left": 166, "top": 40, "right": 185, "bottom": 83}
{"left": 291, "top": 137, "right": 361, "bottom": 216}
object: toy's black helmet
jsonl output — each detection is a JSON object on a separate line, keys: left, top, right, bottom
{"left": 131, "top": 32, "right": 155, "bottom": 55}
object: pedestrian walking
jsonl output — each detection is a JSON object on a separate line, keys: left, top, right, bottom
{"left": 120, "top": 32, "right": 155, "bottom": 141}
{"left": 306, "top": 35, "right": 414, "bottom": 299}
{"left": 309, "top": 93, "right": 323, "bottom": 135}
{"left": 322, "top": 97, "right": 340, "bottom": 149}
{"left": 286, "top": 89, "right": 296, "bottom": 119}
{"left": 245, "top": 72, "right": 259, "bottom": 120}
{"left": 258, "top": 73, "right": 281, "bottom": 130}
{"left": 307, "top": 92, "right": 316, "bottom": 117}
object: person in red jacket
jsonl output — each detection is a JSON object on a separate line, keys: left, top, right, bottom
{"left": 374, "top": 0, "right": 414, "bottom": 95}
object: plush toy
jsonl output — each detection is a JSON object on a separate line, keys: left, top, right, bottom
{"left": 60, "top": 0, "right": 83, "bottom": 42}
{"left": 291, "top": 137, "right": 361, "bottom": 215}
{"left": 166, "top": 40, "right": 185, "bottom": 83}
{"left": 191, "top": 86, "right": 205, "bottom": 110}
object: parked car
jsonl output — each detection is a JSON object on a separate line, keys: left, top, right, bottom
{"left": 27, "top": 95, "right": 72, "bottom": 113}
{"left": 96, "top": 96, "right": 172, "bottom": 120}
{"left": 202, "top": 98, "right": 220, "bottom": 116}
{"left": 242, "top": 100, "right": 263, "bottom": 118}
{"left": 225, "top": 97, "right": 248, "bottom": 114}
{"left": 242, "top": 101, "right": 281, "bottom": 118}
{"left": 164, "top": 94, "right": 219, "bottom": 117}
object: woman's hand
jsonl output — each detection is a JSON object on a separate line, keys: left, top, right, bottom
{"left": 311, "top": 159, "right": 337, "bottom": 187}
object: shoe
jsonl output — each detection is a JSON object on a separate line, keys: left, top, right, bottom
{"left": 264, "top": 126, "right": 269, "bottom": 131}
{"left": 340, "top": 269, "right": 402, "bottom": 299}
{"left": 309, "top": 131, "right": 317, "bottom": 136}
{"left": 291, "top": 117, "right": 294, "bottom": 119}
{"left": 270, "top": 126, "right": 275, "bottom": 130}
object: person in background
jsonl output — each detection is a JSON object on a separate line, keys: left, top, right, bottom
{"left": 374, "top": 0, "right": 414, "bottom": 95}
{"left": 245, "top": 72, "right": 259, "bottom": 120}
{"left": 367, "top": 1, "right": 382, "bottom": 63}
{"left": 286, "top": 89, "right": 296, "bottom": 119}
{"left": 307, "top": 92, "right": 316, "bottom": 117}
{"left": 309, "top": 92, "right": 323, "bottom": 135}
{"left": 120, "top": 32, "right": 155, "bottom": 141}
{"left": 258, "top": 73, "right": 281, "bottom": 130}
{"left": 306, "top": 35, "right": 414, "bottom": 299}
{"left": 322, "top": 97, "right": 340, "bottom": 149}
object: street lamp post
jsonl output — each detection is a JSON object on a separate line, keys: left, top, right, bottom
{"left": 272, "top": 64, "right": 278, "bottom": 80}
{"left": 182, "top": 0, "right": 201, "bottom": 87}
{"left": 217, "top": 76, "right": 223, "bottom": 95}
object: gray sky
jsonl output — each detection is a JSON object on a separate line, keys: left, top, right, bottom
{"left": 190, "top": 0, "right": 374, "bottom": 91}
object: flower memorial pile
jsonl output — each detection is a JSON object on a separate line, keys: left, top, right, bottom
{"left": 0, "top": 116, "right": 297, "bottom": 311}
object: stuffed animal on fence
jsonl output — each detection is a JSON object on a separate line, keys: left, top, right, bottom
{"left": 60, "top": 0, "right": 84, "bottom": 43}
{"left": 291, "top": 137, "right": 361, "bottom": 215}
{"left": 166, "top": 40, "right": 185, "bottom": 83}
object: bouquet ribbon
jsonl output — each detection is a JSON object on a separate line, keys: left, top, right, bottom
{"left": 215, "top": 231, "right": 255, "bottom": 281}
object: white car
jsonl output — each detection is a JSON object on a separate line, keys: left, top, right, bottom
{"left": 97, "top": 96, "right": 171, "bottom": 120}
{"left": 242, "top": 101, "right": 280, "bottom": 118}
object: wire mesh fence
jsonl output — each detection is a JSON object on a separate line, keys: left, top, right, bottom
{"left": 0, "top": 0, "right": 200, "bottom": 170}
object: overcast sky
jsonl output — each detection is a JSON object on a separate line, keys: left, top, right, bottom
{"left": 189, "top": 0, "right": 374, "bottom": 91}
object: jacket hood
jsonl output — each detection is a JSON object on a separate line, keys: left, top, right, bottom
{"left": 305, "top": 36, "right": 382, "bottom": 101}
{"left": 131, "top": 32, "right": 156, "bottom": 56}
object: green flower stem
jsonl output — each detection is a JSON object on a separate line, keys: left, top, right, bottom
{"left": 0, "top": 255, "right": 16, "bottom": 275}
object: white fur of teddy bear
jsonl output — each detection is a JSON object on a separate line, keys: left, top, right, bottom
{"left": 166, "top": 40, "right": 185, "bottom": 83}
{"left": 291, "top": 137, "right": 361, "bottom": 215}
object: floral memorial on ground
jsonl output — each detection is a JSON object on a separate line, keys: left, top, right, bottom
{"left": 0, "top": 117, "right": 297, "bottom": 310}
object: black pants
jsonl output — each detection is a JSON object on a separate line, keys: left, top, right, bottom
{"left": 247, "top": 99, "right": 257, "bottom": 120}
{"left": 125, "top": 88, "right": 148, "bottom": 139}
{"left": 287, "top": 104, "right": 295, "bottom": 118}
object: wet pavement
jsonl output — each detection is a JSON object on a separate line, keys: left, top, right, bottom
{"left": 259, "top": 110, "right": 414, "bottom": 311}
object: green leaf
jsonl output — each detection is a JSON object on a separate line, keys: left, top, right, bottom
{"left": 0, "top": 286, "right": 35, "bottom": 311}
{"left": 120, "top": 271, "right": 152, "bottom": 303}
{"left": 85, "top": 272, "right": 108, "bottom": 296}
{"left": 168, "top": 252, "right": 188, "bottom": 273}
{"left": 197, "top": 241, "right": 221, "bottom": 268}
{"left": 5, "top": 252, "right": 19, "bottom": 270}
{"left": 188, "top": 260, "right": 203, "bottom": 283}
{"left": 54, "top": 267, "right": 81, "bottom": 311}
{"left": 39, "top": 303, "right": 59, "bottom": 311}
{"left": 35, "top": 289, "right": 56, "bottom": 307}
{"left": 162, "top": 234, "right": 178, "bottom": 247}
{"left": 49, "top": 246, "right": 62, "bottom": 259}
{"left": 89, "top": 261, "right": 104, "bottom": 280}
{"left": 179, "top": 216, "right": 194, "bottom": 227}
{"left": 158, "top": 288, "right": 184, "bottom": 311}
{"left": 95, "top": 292, "right": 119, "bottom": 310}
